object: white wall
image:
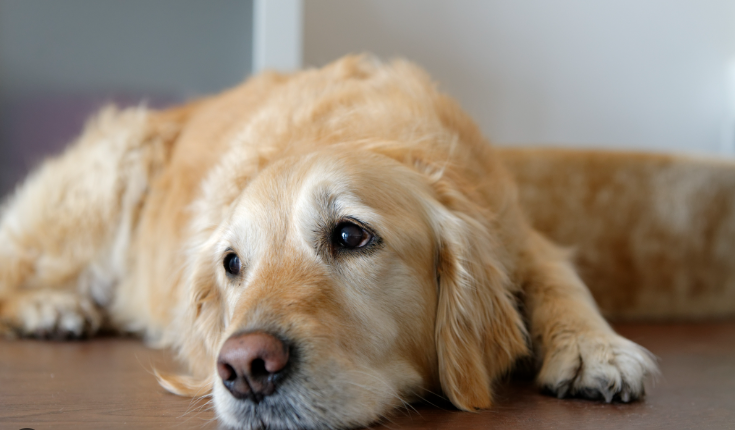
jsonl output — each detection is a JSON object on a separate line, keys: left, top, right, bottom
{"left": 305, "top": 0, "right": 735, "bottom": 155}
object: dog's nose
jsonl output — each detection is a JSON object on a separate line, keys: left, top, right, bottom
{"left": 217, "top": 332, "right": 290, "bottom": 401}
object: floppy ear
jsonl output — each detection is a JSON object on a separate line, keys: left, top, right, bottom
{"left": 156, "top": 242, "right": 224, "bottom": 397}
{"left": 433, "top": 204, "right": 529, "bottom": 411}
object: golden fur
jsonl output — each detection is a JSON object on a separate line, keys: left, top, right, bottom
{"left": 8, "top": 55, "right": 730, "bottom": 429}
{"left": 501, "top": 147, "right": 735, "bottom": 320}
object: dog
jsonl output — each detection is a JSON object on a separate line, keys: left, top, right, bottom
{"left": 9, "top": 54, "right": 732, "bottom": 429}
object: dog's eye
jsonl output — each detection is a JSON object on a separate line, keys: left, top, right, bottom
{"left": 333, "top": 222, "right": 371, "bottom": 249}
{"left": 224, "top": 253, "right": 241, "bottom": 275}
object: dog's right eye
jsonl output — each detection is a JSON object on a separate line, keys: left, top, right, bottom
{"left": 333, "top": 222, "right": 372, "bottom": 250}
{"left": 224, "top": 253, "right": 241, "bottom": 276}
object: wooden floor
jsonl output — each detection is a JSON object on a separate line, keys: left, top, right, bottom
{"left": 1, "top": 322, "right": 734, "bottom": 430}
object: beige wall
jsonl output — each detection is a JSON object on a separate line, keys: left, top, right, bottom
{"left": 305, "top": 0, "right": 735, "bottom": 155}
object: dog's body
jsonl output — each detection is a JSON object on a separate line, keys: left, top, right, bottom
{"left": 504, "top": 148, "right": 735, "bottom": 321}
{"left": 1, "top": 56, "right": 730, "bottom": 429}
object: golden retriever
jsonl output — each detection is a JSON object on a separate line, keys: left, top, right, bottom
{"left": 9, "top": 54, "right": 730, "bottom": 429}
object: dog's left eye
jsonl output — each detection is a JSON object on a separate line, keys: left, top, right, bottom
{"left": 333, "top": 222, "right": 372, "bottom": 249}
{"left": 224, "top": 253, "right": 241, "bottom": 275}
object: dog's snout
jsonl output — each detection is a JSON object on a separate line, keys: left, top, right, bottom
{"left": 217, "top": 332, "right": 290, "bottom": 401}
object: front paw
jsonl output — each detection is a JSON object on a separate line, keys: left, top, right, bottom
{"left": 537, "top": 332, "right": 658, "bottom": 403}
{"left": 1, "top": 290, "right": 102, "bottom": 339}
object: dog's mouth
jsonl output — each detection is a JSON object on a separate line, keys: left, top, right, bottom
{"left": 214, "top": 368, "right": 365, "bottom": 430}
{"left": 212, "top": 334, "right": 399, "bottom": 430}
{"left": 212, "top": 331, "right": 337, "bottom": 430}
{"left": 215, "top": 386, "right": 316, "bottom": 430}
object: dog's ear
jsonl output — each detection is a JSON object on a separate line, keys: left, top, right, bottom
{"left": 134, "top": 100, "right": 225, "bottom": 397}
{"left": 432, "top": 199, "right": 529, "bottom": 411}
{"left": 156, "top": 241, "right": 223, "bottom": 397}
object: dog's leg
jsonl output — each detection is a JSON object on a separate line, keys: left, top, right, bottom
{"left": 0, "top": 107, "right": 162, "bottom": 338}
{"left": 521, "top": 231, "right": 658, "bottom": 402}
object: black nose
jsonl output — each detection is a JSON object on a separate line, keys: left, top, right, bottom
{"left": 217, "top": 332, "right": 290, "bottom": 402}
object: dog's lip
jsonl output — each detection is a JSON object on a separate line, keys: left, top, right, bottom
{"left": 216, "top": 381, "right": 317, "bottom": 430}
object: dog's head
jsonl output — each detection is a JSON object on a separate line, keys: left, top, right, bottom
{"left": 158, "top": 57, "right": 529, "bottom": 429}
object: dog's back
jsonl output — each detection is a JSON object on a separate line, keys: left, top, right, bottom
{"left": 501, "top": 147, "right": 735, "bottom": 320}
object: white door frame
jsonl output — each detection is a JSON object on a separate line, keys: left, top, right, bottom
{"left": 253, "top": 0, "right": 303, "bottom": 73}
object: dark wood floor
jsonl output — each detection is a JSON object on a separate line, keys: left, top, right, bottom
{"left": 2, "top": 322, "right": 734, "bottom": 430}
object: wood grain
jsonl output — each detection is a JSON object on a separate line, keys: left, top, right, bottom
{"left": 1, "top": 323, "right": 734, "bottom": 430}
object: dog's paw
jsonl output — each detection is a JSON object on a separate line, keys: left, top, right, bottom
{"left": 1, "top": 290, "right": 102, "bottom": 339}
{"left": 537, "top": 332, "right": 658, "bottom": 403}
